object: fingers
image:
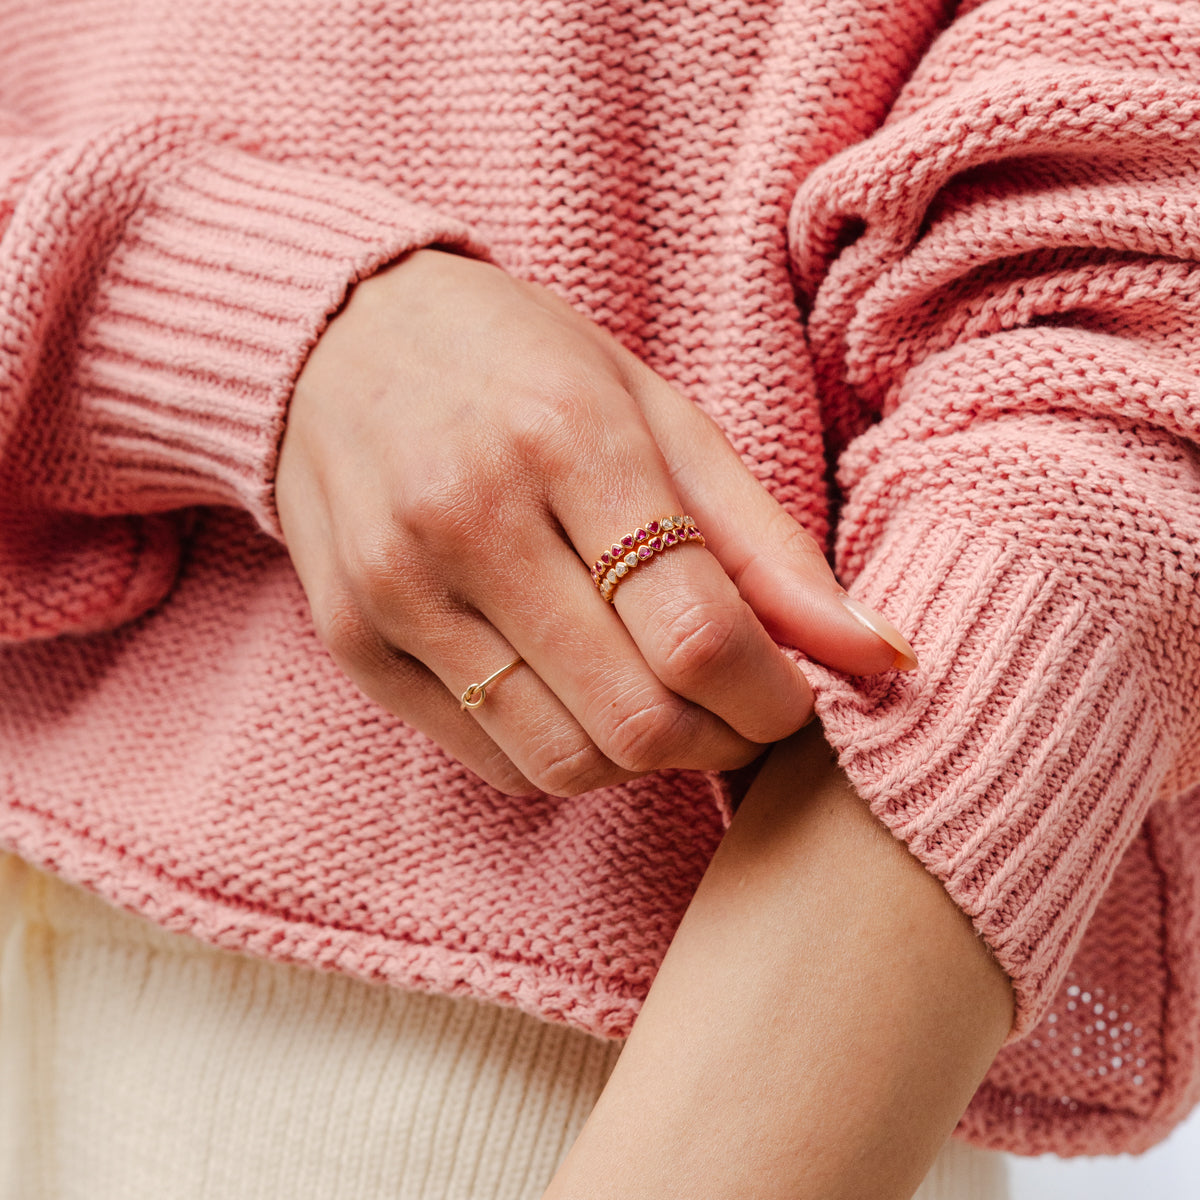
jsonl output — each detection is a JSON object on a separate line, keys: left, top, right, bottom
{"left": 308, "top": 557, "right": 617, "bottom": 797}
{"left": 362, "top": 540, "right": 768, "bottom": 796}
{"left": 285, "top": 387, "right": 772, "bottom": 795}
{"left": 605, "top": 541, "right": 816, "bottom": 745}
{"left": 474, "top": 540, "right": 770, "bottom": 773}
{"left": 278, "top": 248, "right": 913, "bottom": 803}
{"left": 495, "top": 385, "right": 816, "bottom": 745}
{"left": 445, "top": 369, "right": 819, "bottom": 763}
{"left": 626, "top": 359, "right": 918, "bottom": 675}
{"left": 547, "top": 480, "right": 816, "bottom": 746}
{"left": 297, "top": 379, "right": 820, "bottom": 786}
{"left": 316, "top": 616, "right": 540, "bottom": 797}
{"left": 280, "top": 470, "right": 538, "bottom": 795}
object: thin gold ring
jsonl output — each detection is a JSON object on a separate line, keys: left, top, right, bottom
{"left": 460, "top": 656, "right": 523, "bottom": 711}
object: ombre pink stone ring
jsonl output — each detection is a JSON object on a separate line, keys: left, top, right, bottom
{"left": 589, "top": 515, "right": 705, "bottom": 603}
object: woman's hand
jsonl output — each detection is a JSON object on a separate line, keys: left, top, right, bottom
{"left": 276, "top": 249, "right": 915, "bottom": 795}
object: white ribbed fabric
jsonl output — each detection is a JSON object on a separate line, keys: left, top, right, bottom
{"left": 0, "top": 855, "right": 1007, "bottom": 1199}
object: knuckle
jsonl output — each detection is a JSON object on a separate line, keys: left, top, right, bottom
{"left": 511, "top": 405, "right": 576, "bottom": 473}
{"left": 475, "top": 751, "right": 539, "bottom": 798}
{"left": 524, "top": 737, "right": 612, "bottom": 797}
{"left": 507, "top": 383, "right": 607, "bottom": 476}
{"left": 311, "top": 590, "right": 375, "bottom": 665}
{"left": 602, "top": 694, "right": 692, "bottom": 771}
{"left": 397, "top": 469, "right": 482, "bottom": 547}
{"left": 769, "top": 507, "right": 834, "bottom": 572}
{"left": 655, "top": 597, "right": 748, "bottom": 686}
{"left": 340, "top": 525, "right": 405, "bottom": 602}
{"left": 336, "top": 522, "right": 437, "bottom": 625}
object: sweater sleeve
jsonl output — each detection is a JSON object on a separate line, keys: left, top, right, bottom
{"left": 0, "top": 114, "right": 486, "bottom": 642}
{"left": 787, "top": 0, "right": 1200, "bottom": 1036}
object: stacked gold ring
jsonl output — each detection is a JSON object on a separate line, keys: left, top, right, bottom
{"left": 590, "top": 515, "right": 705, "bottom": 603}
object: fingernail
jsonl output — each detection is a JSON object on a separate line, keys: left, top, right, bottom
{"left": 838, "top": 594, "right": 919, "bottom": 671}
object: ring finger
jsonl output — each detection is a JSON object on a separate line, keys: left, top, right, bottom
{"left": 366, "top": 543, "right": 761, "bottom": 793}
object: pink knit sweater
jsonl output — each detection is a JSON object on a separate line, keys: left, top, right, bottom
{"left": 2, "top": 0, "right": 1198, "bottom": 1157}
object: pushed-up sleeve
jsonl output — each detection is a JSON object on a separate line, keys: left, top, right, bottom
{"left": 788, "top": 0, "right": 1200, "bottom": 1036}
{"left": 0, "top": 114, "right": 485, "bottom": 642}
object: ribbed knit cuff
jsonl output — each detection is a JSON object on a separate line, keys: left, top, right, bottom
{"left": 805, "top": 517, "right": 1174, "bottom": 1039}
{"left": 75, "top": 147, "right": 489, "bottom": 536}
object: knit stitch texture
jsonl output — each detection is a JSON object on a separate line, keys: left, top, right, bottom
{"left": 1, "top": 0, "right": 1199, "bottom": 1157}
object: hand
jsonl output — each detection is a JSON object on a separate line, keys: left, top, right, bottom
{"left": 276, "top": 250, "right": 914, "bottom": 795}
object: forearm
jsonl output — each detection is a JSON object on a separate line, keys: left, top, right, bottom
{"left": 543, "top": 723, "right": 1014, "bottom": 1200}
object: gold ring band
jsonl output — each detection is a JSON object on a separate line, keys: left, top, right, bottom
{"left": 590, "top": 515, "right": 704, "bottom": 603}
{"left": 460, "top": 656, "right": 523, "bottom": 710}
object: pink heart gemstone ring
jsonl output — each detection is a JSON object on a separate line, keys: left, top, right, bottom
{"left": 589, "top": 515, "right": 705, "bottom": 603}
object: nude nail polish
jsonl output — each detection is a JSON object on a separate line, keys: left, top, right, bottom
{"left": 838, "top": 594, "right": 919, "bottom": 671}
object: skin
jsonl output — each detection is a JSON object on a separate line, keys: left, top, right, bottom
{"left": 276, "top": 248, "right": 1008, "bottom": 1195}
{"left": 542, "top": 725, "right": 1014, "bottom": 1200}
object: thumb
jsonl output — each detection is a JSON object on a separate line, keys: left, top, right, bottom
{"left": 637, "top": 374, "right": 917, "bottom": 676}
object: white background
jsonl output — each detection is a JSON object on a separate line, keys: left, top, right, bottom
{"left": 1007, "top": 1103, "right": 1200, "bottom": 1198}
